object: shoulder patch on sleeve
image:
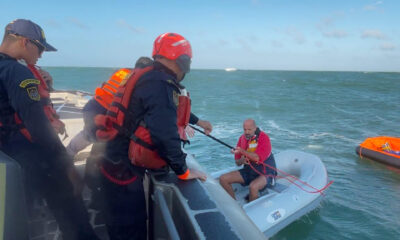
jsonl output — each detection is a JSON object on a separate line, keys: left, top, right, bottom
{"left": 26, "top": 86, "right": 40, "bottom": 101}
{"left": 172, "top": 90, "right": 179, "bottom": 106}
{"left": 19, "top": 79, "right": 40, "bottom": 88}
{"left": 166, "top": 79, "right": 175, "bottom": 85}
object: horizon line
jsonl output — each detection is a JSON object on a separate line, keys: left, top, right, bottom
{"left": 41, "top": 66, "right": 400, "bottom": 73}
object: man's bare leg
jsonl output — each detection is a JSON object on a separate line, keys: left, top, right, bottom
{"left": 219, "top": 171, "right": 245, "bottom": 199}
{"left": 248, "top": 176, "right": 267, "bottom": 202}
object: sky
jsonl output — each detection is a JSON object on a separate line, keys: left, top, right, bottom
{"left": 1, "top": 0, "right": 399, "bottom": 72}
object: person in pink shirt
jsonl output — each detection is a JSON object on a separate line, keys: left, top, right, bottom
{"left": 219, "top": 119, "right": 277, "bottom": 202}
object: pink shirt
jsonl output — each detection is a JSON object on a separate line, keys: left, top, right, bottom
{"left": 235, "top": 130, "right": 272, "bottom": 163}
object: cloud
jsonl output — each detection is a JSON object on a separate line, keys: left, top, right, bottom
{"left": 380, "top": 42, "right": 396, "bottom": 51}
{"left": 317, "top": 17, "right": 335, "bottom": 30}
{"left": 317, "top": 12, "right": 347, "bottom": 39}
{"left": 236, "top": 38, "right": 254, "bottom": 52}
{"left": 218, "top": 39, "right": 229, "bottom": 46}
{"left": 68, "top": 17, "right": 89, "bottom": 30}
{"left": 323, "top": 30, "right": 348, "bottom": 38}
{"left": 316, "top": 11, "right": 345, "bottom": 31}
{"left": 285, "top": 27, "right": 306, "bottom": 44}
{"left": 249, "top": 35, "right": 259, "bottom": 43}
{"left": 45, "top": 19, "right": 61, "bottom": 28}
{"left": 271, "top": 40, "right": 283, "bottom": 48}
{"left": 361, "top": 29, "right": 386, "bottom": 39}
{"left": 315, "top": 41, "right": 323, "bottom": 48}
{"left": 116, "top": 19, "right": 145, "bottom": 34}
{"left": 363, "top": 1, "right": 383, "bottom": 11}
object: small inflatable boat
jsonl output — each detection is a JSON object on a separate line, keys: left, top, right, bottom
{"left": 356, "top": 136, "right": 400, "bottom": 168}
{"left": 212, "top": 150, "right": 330, "bottom": 238}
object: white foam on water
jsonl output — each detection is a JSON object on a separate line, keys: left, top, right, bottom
{"left": 359, "top": 129, "right": 379, "bottom": 138}
{"left": 309, "top": 132, "right": 359, "bottom": 144}
{"left": 266, "top": 120, "right": 302, "bottom": 137}
{"left": 331, "top": 104, "right": 355, "bottom": 115}
{"left": 254, "top": 100, "right": 260, "bottom": 110}
{"left": 209, "top": 123, "right": 242, "bottom": 138}
{"left": 307, "top": 144, "right": 324, "bottom": 149}
{"left": 375, "top": 115, "right": 395, "bottom": 125}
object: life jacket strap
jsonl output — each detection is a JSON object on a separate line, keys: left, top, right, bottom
{"left": 129, "top": 134, "right": 156, "bottom": 150}
{"left": 110, "top": 120, "right": 156, "bottom": 151}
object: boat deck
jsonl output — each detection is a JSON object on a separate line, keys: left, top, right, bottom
{"left": 26, "top": 164, "right": 109, "bottom": 240}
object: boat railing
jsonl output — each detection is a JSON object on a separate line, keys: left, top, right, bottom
{"left": 152, "top": 189, "right": 181, "bottom": 240}
{"left": 148, "top": 170, "right": 267, "bottom": 240}
{"left": 0, "top": 151, "right": 29, "bottom": 240}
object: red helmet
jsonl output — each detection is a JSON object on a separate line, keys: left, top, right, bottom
{"left": 152, "top": 33, "right": 192, "bottom": 60}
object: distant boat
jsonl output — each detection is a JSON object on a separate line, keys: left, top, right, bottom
{"left": 225, "top": 68, "right": 237, "bottom": 72}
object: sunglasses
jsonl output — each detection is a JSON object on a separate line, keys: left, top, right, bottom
{"left": 29, "top": 39, "right": 45, "bottom": 54}
{"left": 8, "top": 32, "right": 45, "bottom": 54}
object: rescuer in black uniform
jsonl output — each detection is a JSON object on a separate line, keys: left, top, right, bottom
{"left": 89, "top": 33, "right": 212, "bottom": 240}
{"left": 0, "top": 19, "right": 98, "bottom": 240}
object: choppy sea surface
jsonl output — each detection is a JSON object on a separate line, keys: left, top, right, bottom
{"left": 46, "top": 67, "right": 400, "bottom": 240}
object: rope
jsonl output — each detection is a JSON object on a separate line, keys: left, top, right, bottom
{"left": 189, "top": 125, "right": 333, "bottom": 194}
{"left": 359, "top": 146, "right": 363, "bottom": 158}
{"left": 100, "top": 165, "right": 138, "bottom": 186}
{"left": 248, "top": 161, "right": 333, "bottom": 195}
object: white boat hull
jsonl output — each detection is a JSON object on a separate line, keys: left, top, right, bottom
{"left": 212, "top": 150, "right": 329, "bottom": 237}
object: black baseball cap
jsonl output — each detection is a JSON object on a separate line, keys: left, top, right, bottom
{"left": 6, "top": 19, "right": 57, "bottom": 52}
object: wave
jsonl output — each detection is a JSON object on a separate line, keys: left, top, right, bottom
{"left": 330, "top": 104, "right": 356, "bottom": 115}
{"left": 266, "top": 120, "right": 303, "bottom": 137}
{"left": 309, "top": 132, "right": 359, "bottom": 144}
{"left": 375, "top": 115, "right": 395, "bottom": 125}
{"left": 306, "top": 144, "right": 324, "bottom": 149}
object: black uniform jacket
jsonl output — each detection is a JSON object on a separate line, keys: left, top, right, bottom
{"left": 0, "top": 53, "right": 69, "bottom": 169}
{"left": 104, "top": 62, "right": 199, "bottom": 175}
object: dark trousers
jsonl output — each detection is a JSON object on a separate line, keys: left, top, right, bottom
{"left": 94, "top": 163, "right": 147, "bottom": 240}
{"left": 2, "top": 142, "right": 98, "bottom": 240}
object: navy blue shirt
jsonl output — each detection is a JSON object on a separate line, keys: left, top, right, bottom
{"left": 104, "top": 62, "right": 198, "bottom": 175}
{"left": 0, "top": 53, "right": 68, "bottom": 168}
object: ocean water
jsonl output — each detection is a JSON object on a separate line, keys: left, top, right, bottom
{"left": 46, "top": 67, "right": 400, "bottom": 240}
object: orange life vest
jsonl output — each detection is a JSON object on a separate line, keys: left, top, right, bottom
{"left": 95, "top": 66, "right": 191, "bottom": 169}
{"left": 14, "top": 65, "right": 66, "bottom": 142}
{"left": 246, "top": 128, "right": 261, "bottom": 153}
{"left": 94, "top": 68, "right": 131, "bottom": 110}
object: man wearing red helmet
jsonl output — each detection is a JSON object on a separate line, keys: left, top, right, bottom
{"left": 92, "top": 33, "right": 211, "bottom": 240}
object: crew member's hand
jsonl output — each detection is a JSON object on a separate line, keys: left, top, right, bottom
{"left": 185, "top": 125, "right": 195, "bottom": 138}
{"left": 186, "top": 168, "right": 207, "bottom": 182}
{"left": 38, "top": 69, "right": 54, "bottom": 91}
{"left": 196, "top": 120, "right": 212, "bottom": 135}
{"left": 66, "top": 165, "right": 84, "bottom": 196}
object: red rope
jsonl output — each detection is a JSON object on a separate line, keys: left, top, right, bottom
{"left": 100, "top": 165, "right": 138, "bottom": 185}
{"left": 248, "top": 161, "right": 333, "bottom": 195}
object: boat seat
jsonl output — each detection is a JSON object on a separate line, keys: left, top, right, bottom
{"left": 270, "top": 183, "right": 288, "bottom": 193}
{"left": 259, "top": 182, "right": 288, "bottom": 195}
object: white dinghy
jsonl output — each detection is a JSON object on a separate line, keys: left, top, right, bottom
{"left": 211, "top": 150, "right": 330, "bottom": 238}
